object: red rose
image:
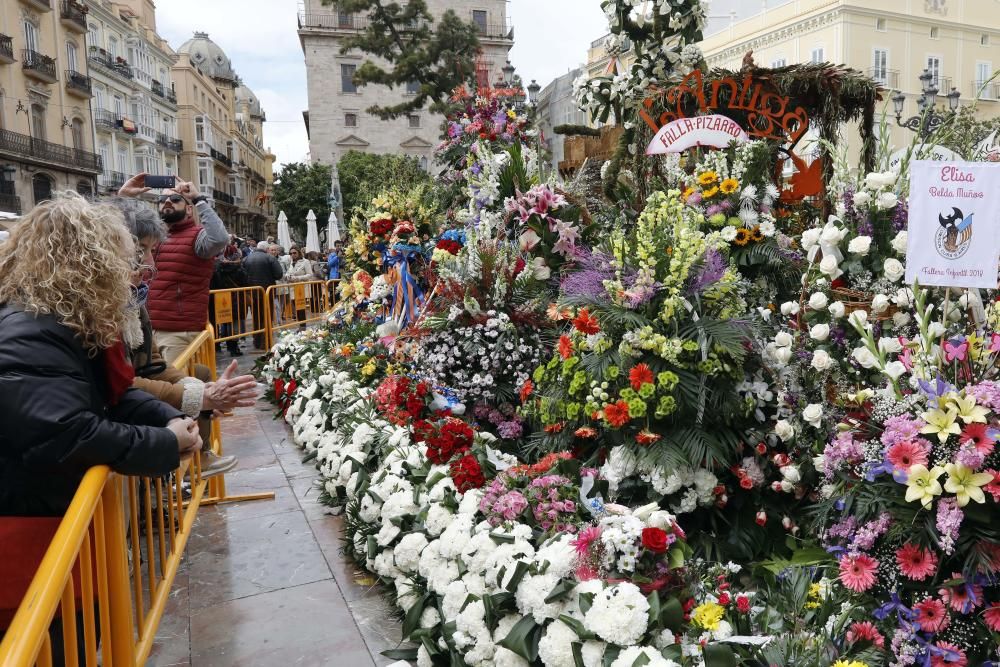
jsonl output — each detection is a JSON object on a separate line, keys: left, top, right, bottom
{"left": 641, "top": 527, "right": 668, "bottom": 553}
{"left": 718, "top": 592, "right": 731, "bottom": 606}
{"left": 736, "top": 595, "right": 751, "bottom": 614}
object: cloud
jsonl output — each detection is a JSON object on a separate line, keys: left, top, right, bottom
{"left": 508, "top": 0, "right": 607, "bottom": 86}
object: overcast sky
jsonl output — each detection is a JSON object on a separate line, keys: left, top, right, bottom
{"left": 157, "top": 0, "right": 608, "bottom": 170}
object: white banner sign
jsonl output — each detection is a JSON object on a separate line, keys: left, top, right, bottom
{"left": 906, "top": 160, "right": 1000, "bottom": 289}
{"left": 645, "top": 114, "right": 748, "bottom": 155}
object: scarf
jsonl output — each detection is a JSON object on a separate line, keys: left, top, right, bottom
{"left": 102, "top": 340, "right": 135, "bottom": 406}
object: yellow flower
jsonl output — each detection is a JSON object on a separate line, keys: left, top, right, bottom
{"left": 506, "top": 109, "right": 517, "bottom": 120}
{"left": 681, "top": 187, "right": 696, "bottom": 201}
{"left": 943, "top": 462, "right": 994, "bottom": 506}
{"left": 361, "top": 360, "right": 377, "bottom": 376}
{"left": 719, "top": 178, "right": 739, "bottom": 194}
{"left": 697, "top": 171, "right": 719, "bottom": 186}
{"left": 944, "top": 392, "right": 989, "bottom": 424}
{"left": 702, "top": 186, "right": 720, "bottom": 199}
{"left": 920, "top": 407, "right": 961, "bottom": 443}
{"left": 733, "top": 228, "right": 751, "bottom": 246}
{"left": 833, "top": 661, "right": 869, "bottom": 667}
{"left": 691, "top": 601, "right": 724, "bottom": 631}
{"left": 905, "top": 464, "right": 945, "bottom": 509}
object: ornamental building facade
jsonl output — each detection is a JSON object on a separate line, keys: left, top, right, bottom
{"left": 297, "top": 0, "right": 514, "bottom": 172}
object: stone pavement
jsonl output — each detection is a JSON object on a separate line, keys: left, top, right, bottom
{"left": 148, "top": 351, "right": 404, "bottom": 667}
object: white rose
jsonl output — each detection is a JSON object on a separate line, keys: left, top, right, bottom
{"left": 876, "top": 191, "right": 899, "bottom": 210}
{"left": 852, "top": 191, "right": 872, "bottom": 208}
{"left": 848, "top": 236, "right": 872, "bottom": 256}
{"left": 810, "top": 324, "right": 831, "bottom": 341}
{"left": 828, "top": 301, "right": 846, "bottom": 318}
{"left": 884, "top": 360, "right": 907, "bottom": 381}
{"left": 852, "top": 347, "right": 879, "bottom": 369}
{"left": 883, "top": 258, "right": 905, "bottom": 282}
{"left": 893, "top": 288, "right": 912, "bottom": 308}
{"left": 891, "top": 231, "right": 908, "bottom": 255}
{"left": 780, "top": 301, "right": 800, "bottom": 316}
{"left": 811, "top": 349, "right": 834, "bottom": 371}
{"left": 928, "top": 321, "right": 946, "bottom": 338}
{"left": 802, "top": 403, "right": 823, "bottom": 428}
{"left": 871, "top": 293, "right": 890, "bottom": 314}
{"left": 879, "top": 337, "right": 903, "bottom": 354}
{"left": 780, "top": 465, "right": 802, "bottom": 484}
{"left": 820, "top": 222, "right": 846, "bottom": 246}
{"left": 801, "top": 228, "right": 821, "bottom": 251}
{"left": 893, "top": 311, "right": 911, "bottom": 327}
{"left": 774, "top": 419, "right": 795, "bottom": 441}
{"left": 808, "top": 292, "right": 829, "bottom": 310}
{"left": 819, "top": 255, "right": 842, "bottom": 278}
{"left": 773, "top": 346, "right": 793, "bottom": 365}
{"left": 848, "top": 310, "right": 869, "bottom": 330}
{"left": 774, "top": 331, "right": 794, "bottom": 348}
{"left": 864, "top": 172, "right": 883, "bottom": 190}
{"left": 879, "top": 171, "right": 898, "bottom": 188}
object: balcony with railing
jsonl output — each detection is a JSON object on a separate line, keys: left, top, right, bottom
{"left": 88, "top": 46, "right": 134, "bottom": 82}
{"left": 210, "top": 147, "right": 233, "bottom": 169}
{"left": 0, "top": 128, "right": 101, "bottom": 174}
{"left": 94, "top": 108, "right": 119, "bottom": 132}
{"left": 65, "top": 69, "right": 92, "bottom": 96}
{"left": 868, "top": 67, "right": 899, "bottom": 90}
{"left": 22, "top": 49, "right": 57, "bottom": 84}
{"left": 972, "top": 80, "right": 1000, "bottom": 100}
{"left": 167, "top": 138, "right": 183, "bottom": 152}
{"left": 60, "top": 0, "right": 88, "bottom": 32}
{"left": 0, "top": 34, "right": 13, "bottom": 64}
{"left": 212, "top": 187, "right": 234, "bottom": 205}
{"left": 474, "top": 22, "right": 514, "bottom": 40}
{"left": 99, "top": 170, "right": 125, "bottom": 191}
{"left": 151, "top": 79, "right": 164, "bottom": 97}
{"left": 930, "top": 75, "right": 953, "bottom": 94}
{"left": 166, "top": 88, "right": 177, "bottom": 104}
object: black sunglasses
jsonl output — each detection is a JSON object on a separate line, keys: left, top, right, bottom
{"left": 157, "top": 194, "right": 190, "bottom": 205}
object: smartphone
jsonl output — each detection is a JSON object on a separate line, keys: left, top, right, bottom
{"left": 144, "top": 175, "right": 176, "bottom": 189}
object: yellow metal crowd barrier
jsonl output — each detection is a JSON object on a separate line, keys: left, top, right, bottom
{"left": 0, "top": 325, "right": 271, "bottom": 667}
{"left": 210, "top": 279, "right": 340, "bottom": 352}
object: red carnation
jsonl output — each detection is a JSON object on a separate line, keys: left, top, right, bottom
{"left": 641, "top": 527, "right": 668, "bottom": 553}
{"left": 572, "top": 308, "right": 600, "bottom": 335}
{"left": 450, "top": 454, "right": 485, "bottom": 492}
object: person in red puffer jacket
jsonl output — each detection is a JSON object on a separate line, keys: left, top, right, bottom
{"left": 118, "top": 174, "right": 230, "bottom": 364}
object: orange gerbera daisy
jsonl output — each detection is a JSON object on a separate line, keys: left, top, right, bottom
{"left": 572, "top": 308, "right": 600, "bottom": 335}
{"left": 636, "top": 430, "right": 662, "bottom": 445}
{"left": 558, "top": 334, "right": 574, "bottom": 360}
{"left": 574, "top": 426, "right": 597, "bottom": 439}
{"left": 544, "top": 422, "right": 565, "bottom": 434}
{"left": 629, "top": 363, "right": 654, "bottom": 391}
{"left": 519, "top": 379, "right": 534, "bottom": 403}
{"left": 604, "top": 400, "right": 631, "bottom": 428}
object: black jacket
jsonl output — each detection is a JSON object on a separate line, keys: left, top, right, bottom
{"left": 0, "top": 304, "right": 183, "bottom": 516}
{"left": 242, "top": 249, "right": 283, "bottom": 288}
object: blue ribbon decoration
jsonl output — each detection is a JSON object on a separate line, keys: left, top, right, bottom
{"left": 382, "top": 245, "right": 425, "bottom": 329}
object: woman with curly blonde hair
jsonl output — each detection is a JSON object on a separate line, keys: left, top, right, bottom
{"left": 0, "top": 192, "right": 200, "bottom": 517}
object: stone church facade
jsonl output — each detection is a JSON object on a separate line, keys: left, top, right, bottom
{"left": 297, "top": 0, "right": 513, "bottom": 172}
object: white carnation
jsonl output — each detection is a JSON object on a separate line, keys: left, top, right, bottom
{"left": 583, "top": 582, "right": 649, "bottom": 646}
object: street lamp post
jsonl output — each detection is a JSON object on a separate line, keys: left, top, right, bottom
{"left": 892, "top": 68, "right": 961, "bottom": 138}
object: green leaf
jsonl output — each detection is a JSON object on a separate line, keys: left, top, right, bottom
{"left": 646, "top": 590, "right": 661, "bottom": 629}
{"left": 660, "top": 596, "right": 684, "bottom": 631}
{"left": 381, "top": 648, "right": 419, "bottom": 661}
{"left": 505, "top": 561, "right": 531, "bottom": 592}
{"left": 578, "top": 591, "right": 595, "bottom": 615}
{"left": 602, "top": 644, "right": 621, "bottom": 667}
{"left": 544, "top": 579, "right": 573, "bottom": 604}
{"left": 632, "top": 653, "right": 651, "bottom": 667}
{"left": 557, "top": 614, "right": 596, "bottom": 641}
{"left": 703, "top": 644, "right": 738, "bottom": 667}
{"left": 401, "top": 593, "right": 429, "bottom": 638}
{"left": 497, "top": 615, "right": 542, "bottom": 662}
{"left": 571, "top": 642, "right": 586, "bottom": 667}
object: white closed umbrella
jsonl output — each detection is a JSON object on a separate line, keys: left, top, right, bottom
{"left": 277, "top": 210, "right": 292, "bottom": 250}
{"left": 305, "top": 209, "right": 320, "bottom": 254}
{"left": 326, "top": 211, "right": 341, "bottom": 248}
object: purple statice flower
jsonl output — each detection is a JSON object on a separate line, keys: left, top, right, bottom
{"left": 560, "top": 250, "right": 616, "bottom": 302}
{"left": 892, "top": 198, "right": 909, "bottom": 232}
{"left": 881, "top": 415, "right": 925, "bottom": 446}
{"left": 842, "top": 186, "right": 857, "bottom": 219}
{"left": 955, "top": 443, "right": 986, "bottom": 469}
{"left": 935, "top": 497, "right": 963, "bottom": 555}
{"left": 497, "top": 420, "right": 523, "bottom": 439}
{"left": 826, "top": 516, "right": 858, "bottom": 542}
{"left": 967, "top": 381, "right": 1000, "bottom": 410}
{"left": 848, "top": 512, "right": 892, "bottom": 553}
{"left": 830, "top": 325, "right": 848, "bottom": 347}
{"left": 687, "top": 248, "right": 727, "bottom": 295}
{"left": 856, "top": 214, "right": 873, "bottom": 238}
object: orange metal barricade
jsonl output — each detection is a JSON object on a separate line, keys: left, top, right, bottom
{"left": 208, "top": 285, "right": 268, "bottom": 354}
{"left": 263, "top": 280, "right": 331, "bottom": 349}
{"left": 0, "top": 326, "right": 272, "bottom": 667}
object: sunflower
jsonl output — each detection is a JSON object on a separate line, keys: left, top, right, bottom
{"left": 733, "top": 228, "right": 751, "bottom": 246}
{"left": 719, "top": 178, "right": 739, "bottom": 194}
{"left": 750, "top": 225, "right": 764, "bottom": 242}
{"left": 681, "top": 186, "right": 696, "bottom": 200}
{"left": 702, "top": 186, "right": 720, "bottom": 199}
{"left": 697, "top": 171, "right": 719, "bottom": 186}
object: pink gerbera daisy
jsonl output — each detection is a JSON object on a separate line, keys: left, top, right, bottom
{"left": 896, "top": 542, "right": 938, "bottom": 581}
{"left": 930, "top": 641, "right": 967, "bottom": 667}
{"left": 838, "top": 554, "right": 879, "bottom": 592}
{"left": 939, "top": 574, "right": 983, "bottom": 613}
{"left": 846, "top": 620, "right": 885, "bottom": 648}
{"left": 572, "top": 524, "right": 601, "bottom": 556}
{"left": 913, "top": 598, "right": 950, "bottom": 633}
{"left": 984, "top": 603, "right": 1000, "bottom": 631}
{"left": 886, "top": 440, "right": 929, "bottom": 471}
{"left": 960, "top": 423, "right": 996, "bottom": 456}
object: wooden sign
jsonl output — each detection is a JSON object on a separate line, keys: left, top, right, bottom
{"left": 645, "top": 114, "right": 748, "bottom": 154}
{"left": 640, "top": 70, "right": 810, "bottom": 147}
